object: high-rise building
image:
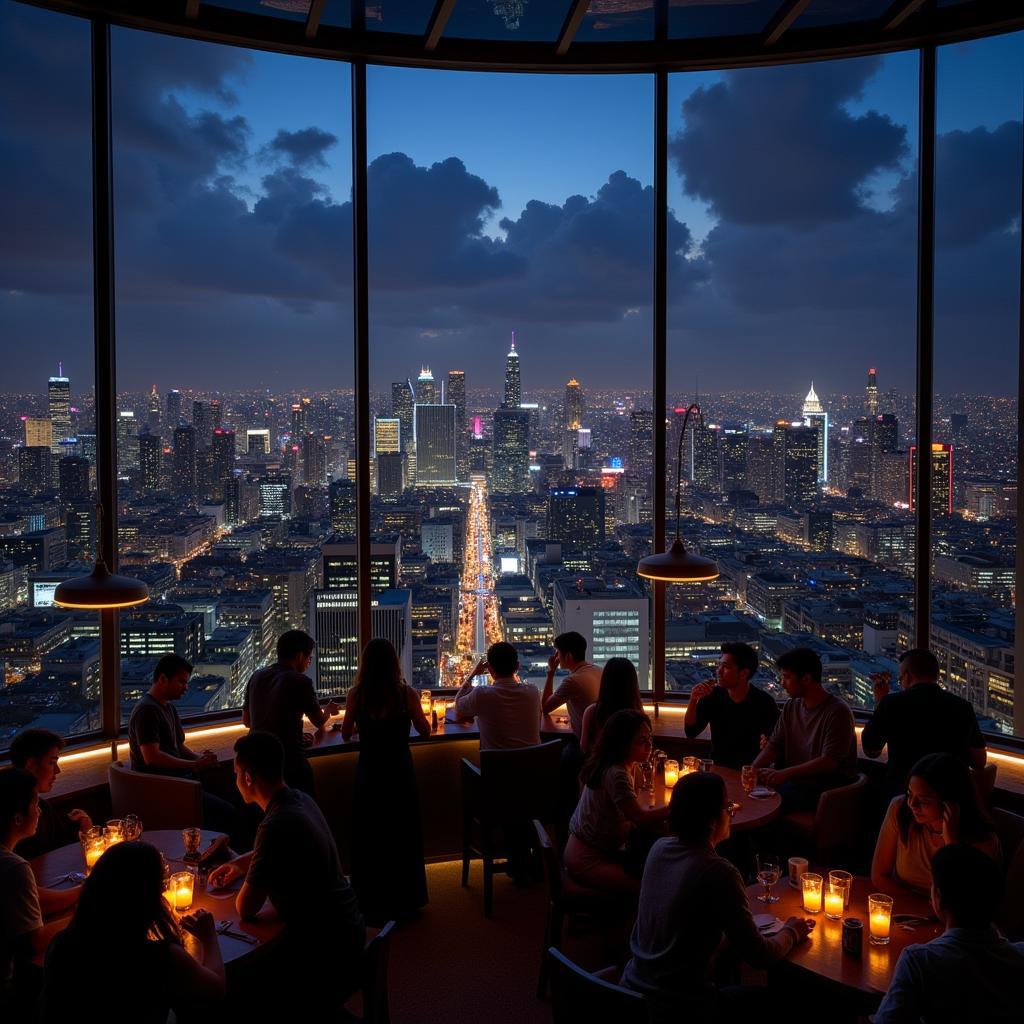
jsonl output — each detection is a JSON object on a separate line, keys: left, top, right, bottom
{"left": 628, "top": 411, "right": 654, "bottom": 492}
{"left": 801, "top": 383, "right": 829, "bottom": 484}
{"left": 290, "top": 399, "right": 310, "bottom": 438}
{"left": 165, "top": 389, "right": 182, "bottom": 428}
{"left": 870, "top": 413, "right": 899, "bottom": 498}
{"left": 492, "top": 407, "right": 531, "bottom": 493}
{"left": 745, "top": 431, "right": 774, "bottom": 502}
{"left": 448, "top": 368, "right": 467, "bottom": 477}
{"left": 772, "top": 421, "right": 818, "bottom": 507}
{"left": 246, "top": 428, "right": 271, "bottom": 456}
{"left": 502, "top": 333, "right": 521, "bottom": 408}
{"left": 172, "top": 424, "right": 197, "bottom": 501}
{"left": 211, "top": 428, "right": 236, "bottom": 498}
{"left": 690, "top": 422, "right": 719, "bottom": 491}
{"left": 719, "top": 425, "right": 748, "bottom": 494}
{"left": 849, "top": 417, "right": 873, "bottom": 494}
{"left": 210, "top": 399, "right": 223, "bottom": 431}
{"left": 414, "top": 404, "right": 456, "bottom": 485}
{"left": 139, "top": 432, "right": 162, "bottom": 492}
{"left": 547, "top": 487, "right": 605, "bottom": 549}
{"left": 415, "top": 367, "right": 438, "bottom": 406}
{"left": 18, "top": 446, "right": 52, "bottom": 494}
{"left": 329, "top": 479, "right": 357, "bottom": 534}
{"left": 224, "top": 476, "right": 259, "bottom": 527}
{"left": 563, "top": 378, "right": 584, "bottom": 469}
{"left": 909, "top": 443, "right": 953, "bottom": 517}
{"left": 391, "top": 380, "right": 415, "bottom": 452}
{"left": 866, "top": 367, "right": 879, "bottom": 416}
{"left": 147, "top": 385, "right": 161, "bottom": 433}
{"left": 258, "top": 473, "right": 292, "bottom": 518}
{"left": 323, "top": 536, "right": 400, "bottom": 596}
{"left": 300, "top": 432, "right": 327, "bottom": 487}
{"left": 116, "top": 410, "right": 139, "bottom": 474}
{"left": 192, "top": 400, "right": 213, "bottom": 447}
{"left": 47, "top": 366, "right": 72, "bottom": 451}
{"left": 58, "top": 455, "right": 90, "bottom": 503}
{"left": 23, "top": 417, "right": 52, "bottom": 449}
{"left": 374, "top": 417, "right": 401, "bottom": 455}
{"left": 376, "top": 452, "right": 405, "bottom": 498}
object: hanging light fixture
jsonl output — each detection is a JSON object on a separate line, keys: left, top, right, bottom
{"left": 54, "top": 503, "right": 150, "bottom": 610}
{"left": 637, "top": 403, "right": 720, "bottom": 584}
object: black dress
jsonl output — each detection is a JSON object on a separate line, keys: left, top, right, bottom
{"left": 351, "top": 688, "right": 428, "bottom": 924}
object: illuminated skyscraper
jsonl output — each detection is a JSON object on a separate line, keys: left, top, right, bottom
{"left": 909, "top": 443, "right": 953, "bottom": 517}
{"left": 147, "top": 385, "right": 161, "bottom": 433}
{"left": 563, "top": 378, "right": 584, "bottom": 469}
{"left": 801, "top": 382, "right": 829, "bottom": 484}
{"left": 416, "top": 367, "right": 438, "bottom": 406}
{"left": 58, "top": 455, "right": 90, "bottom": 503}
{"left": 376, "top": 452, "right": 405, "bottom": 497}
{"left": 447, "top": 369, "right": 467, "bottom": 477}
{"left": 503, "top": 333, "right": 521, "bottom": 408}
{"left": 211, "top": 429, "right": 236, "bottom": 498}
{"left": 138, "top": 432, "right": 162, "bottom": 492}
{"left": 547, "top": 487, "right": 605, "bottom": 549}
{"left": 719, "top": 425, "right": 748, "bottom": 494}
{"left": 866, "top": 367, "right": 879, "bottom": 416}
{"left": 772, "top": 421, "right": 818, "bottom": 506}
{"left": 391, "top": 380, "right": 415, "bottom": 451}
{"left": 300, "top": 432, "right": 327, "bottom": 486}
{"left": 290, "top": 401, "right": 309, "bottom": 438}
{"left": 246, "top": 428, "right": 271, "bottom": 456}
{"left": 172, "top": 424, "right": 197, "bottom": 501}
{"left": 492, "top": 406, "right": 531, "bottom": 493}
{"left": 414, "top": 404, "right": 456, "bottom": 484}
{"left": 628, "top": 411, "right": 654, "bottom": 492}
{"left": 374, "top": 417, "right": 401, "bottom": 455}
{"left": 192, "top": 401, "right": 213, "bottom": 447}
{"left": 690, "top": 422, "right": 719, "bottom": 491}
{"left": 329, "top": 479, "right": 357, "bottom": 534}
{"left": 165, "top": 389, "right": 182, "bottom": 428}
{"left": 47, "top": 365, "right": 72, "bottom": 450}
{"left": 116, "top": 410, "right": 139, "bottom": 474}
{"left": 23, "top": 417, "right": 52, "bottom": 448}
{"left": 18, "top": 447, "right": 51, "bottom": 494}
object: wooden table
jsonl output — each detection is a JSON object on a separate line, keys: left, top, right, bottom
{"left": 746, "top": 873, "right": 941, "bottom": 1009}
{"left": 645, "top": 766, "right": 782, "bottom": 833}
{"left": 32, "top": 829, "right": 282, "bottom": 967}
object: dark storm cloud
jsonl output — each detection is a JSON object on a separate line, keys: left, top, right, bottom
{"left": 264, "top": 126, "right": 338, "bottom": 168}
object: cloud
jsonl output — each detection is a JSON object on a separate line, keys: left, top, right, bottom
{"left": 264, "top": 126, "right": 338, "bottom": 168}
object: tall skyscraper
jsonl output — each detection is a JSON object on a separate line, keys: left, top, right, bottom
{"left": 192, "top": 400, "right": 213, "bottom": 447}
{"left": 690, "top": 422, "right": 719, "bottom": 491}
{"left": 391, "top": 380, "right": 415, "bottom": 452}
{"left": 18, "top": 447, "right": 52, "bottom": 495}
{"left": 502, "top": 333, "right": 521, "bottom": 408}
{"left": 116, "top": 410, "right": 139, "bottom": 474}
{"left": 492, "top": 407, "right": 531, "bottom": 493}
{"left": 290, "top": 401, "right": 309, "bottom": 438}
{"left": 329, "top": 479, "right": 357, "bottom": 534}
{"left": 415, "top": 367, "right": 438, "bottom": 406}
{"left": 866, "top": 367, "right": 879, "bottom": 416}
{"left": 628, "top": 411, "right": 654, "bottom": 492}
{"left": 801, "top": 382, "right": 829, "bottom": 484}
{"left": 47, "top": 365, "right": 72, "bottom": 450}
{"left": 376, "top": 452, "right": 405, "bottom": 498}
{"left": 58, "top": 455, "right": 90, "bottom": 503}
{"left": 909, "top": 443, "right": 953, "bottom": 517}
{"left": 23, "top": 417, "right": 52, "bottom": 449}
{"left": 719, "top": 424, "right": 748, "bottom": 494}
{"left": 172, "top": 424, "right": 197, "bottom": 501}
{"left": 246, "top": 428, "right": 271, "bottom": 456}
{"left": 374, "top": 417, "right": 401, "bottom": 455}
{"left": 745, "top": 431, "right": 774, "bottom": 502}
{"left": 300, "top": 432, "right": 327, "bottom": 487}
{"left": 849, "top": 417, "right": 873, "bottom": 494}
{"left": 772, "top": 421, "right": 818, "bottom": 507}
{"left": 211, "top": 428, "right": 236, "bottom": 498}
{"left": 147, "top": 385, "right": 161, "bottom": 433}
{"left": 139, "top": 432, "right": 162, "bottom": 492}
{"left": 447, "top": 369, "right": 467, "bottom": 477}
{"left": 563, "top": 378, "right": 584, "bottom": 469}
{"left": 165, "top": 389, "right": 182, "bottom": 428}
{"left": 547, "top": 487, "right": 606, "bottom": 549}
{"left": 414, "top": 404, "right": 456, "bottom": 484}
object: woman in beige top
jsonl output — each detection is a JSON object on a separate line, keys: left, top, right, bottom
{"left": 871, "top": 752, "right": 1000, "bottom": 898}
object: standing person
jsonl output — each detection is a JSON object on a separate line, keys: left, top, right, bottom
{"left": 751, "top": 647, "right": 857, "bottom": 813}
{"left": 10, "top": 728, "right": 92, "bottom": 858}
{"left": 127, "top": 654, "right": 236, "bottom": 836}
{"left": 621, "top": 772, "right": 813, "bottom": 1024}
{"left": 453, "top": 642, "right": 541, "bottom": 750}
{"left": 871, "top": 753, "right": 1000, "bottom": 898}
{"left": 683, "top": 643, "right": 780, "bottom": 769}
{"left": 542, "top": 631, "right": 602, "bottom": 741}
{"left": 341, "top": 638, "right": 430, "bottom": 925}
{"left": 243, "top": 629, "right": 339, "bottom": 795}
{"left": 208, "top": 732, "right": 365, "bottom": 1017}
{"left": 862, "top": 648, "right": 987, "bottom": 799}
{"left": 580, "top": 657, "right": 643, "bottom": 755}
{"left": 42, "top": 841, "right": 225, "bottom": 1024}
{"left": 873, "top": 844, "right": 1024, "bottom": 1024}
{"left": 565, "top": 710, "right": 670, "bottom": 895}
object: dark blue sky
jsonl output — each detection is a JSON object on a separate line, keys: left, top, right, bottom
{"left": 0, "top": 1, "right": 1020, "bottom": 399}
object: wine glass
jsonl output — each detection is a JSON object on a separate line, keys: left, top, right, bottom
{"left": 756, "top": 855, "right": 781, "bottom": 904}
{"left": 182, "top": 827, "right": 202, "bottom": 863}
{"left": 123, "top": 814, "right": 142, "bottom": 841}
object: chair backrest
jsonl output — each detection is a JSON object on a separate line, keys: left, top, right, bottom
{"left": 361, "top": 921, "right": 395, "bottom": 1024}
{"left": 107, "top": 762, "right": 202, "bottom": 830}
{"left": 813, "top": 773, "right": 868, "bottom": 853}
{"left": 971, "top": 763, "right": 998, "bottom": 805}
{"left": 533, "top": 818, "right": 562, "bottom": 904}
{"left": 548, "top": 948, "right": 648, "bottom": 1024}
{"left": 479, "top": 739, "right": 563, "bottom": 825}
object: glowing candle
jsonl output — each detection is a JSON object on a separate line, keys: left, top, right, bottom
{"left": 802, "top": 872, "right": 823, "bottom": 914}
{"left": 868, "top": 893, "right": 893, "bottom": 944}
{"left": 171, "top": 871, "right": 194, "bottom": 912}
{"left": 824, "top": 889, "right": 845, "bottom": 920}
{"left": 682, "top": 756, "right": 699, "bottom": 776}
{"left": 84, "top": 843, "right": 104, "bottom": 871}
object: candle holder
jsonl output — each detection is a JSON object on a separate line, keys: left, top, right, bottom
{"left": 824, "top": 883, "right": 845, "bottom": 921}
{"left": 802, "top": 872, "right": 823, "bottom": 914}
{"left": 81, "top": 827, "right": 106, "bottom": 875}
{"left": 829, "top": 870, "right": 853, "bottom": 909}
{"left": 104, "top": 820, "right": 124, "bottom": 846}
{"left": 664, "top": 760, "right": 679, "bottom": 788}
{"left": 420, "top": 689, "right": 432, "bottom": 716}
{"left": 171, "top": 871, "right": 195, "bottom": 912}
{"left": 740, "top": 765, "right": 756, "bottom": 793}
{"left": 682, "top": 756, "right": 699, "bottom": 775}
{"left": 868, "top": 893, "right": 893, "bottom": 945}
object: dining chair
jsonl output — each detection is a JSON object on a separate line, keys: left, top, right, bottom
{"left": 108, "top": 761, "right": 202, "bottom": 830}
{"left": 547, "top": 947, "right": 648, "bottom": 1024}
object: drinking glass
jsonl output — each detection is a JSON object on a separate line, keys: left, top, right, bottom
{"left": 682, "top": 756, "right": 700, "bottom": 775}
{"left": 664, "top": 760, "right": 680, "bottom": 788}
{"left": 104, "top": 820, "right": 124, "bottom": 845}
{"left": 182, "top": 827, "right": 202, "bottom": 862}
{"left": 122, "top": 814, "right": 142, "bottom": 841}
{"left": 802, "top": 872, "right": 824, "bottom": 914}
{"left": 740, "top": 766, "right": 757, "bottom": 793}
{"left": 756, "top": 855, "right": 781, "bottom": 904}
{"left": 868, "top": 893, "right": 894, "bottom": 945}
{"left": 637, "top": 760, "right": 654, "bottom": 791}
{"left": 829, "top": 869, "right": 853, "bottom": 909}
{"left": 699, "top": 759, "right": 714, "bottom": 774}
{"left": 171, "top": 871, "right": 195, "bottom": 912}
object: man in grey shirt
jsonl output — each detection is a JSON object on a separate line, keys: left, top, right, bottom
{"left": 752, "top": 647, "right": 857, "bottom": 813}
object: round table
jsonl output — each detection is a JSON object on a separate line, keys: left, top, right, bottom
{"left": 647, "top": 766, "right": 782, "bottom": 833}
{"left": 746, "top": 873, "right": 940, "bottom": 1009}
{"left": 32, "top": 829, "right": 281, "bottom": 966}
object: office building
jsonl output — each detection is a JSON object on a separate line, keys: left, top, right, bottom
{"left": 628, "top": 411, "right": 654, "bottom": 493}
{"left": 47, "top": 367, "right": 72, "bottom": 452}
{"left": 165, "top": 389, "right": 182, "bottom": 428}
{"left": 422, "top": 519, "right": 455, "bottom": 563}
{"left": 909, "top": 443, "right": 953, "bottom": 517}
{"left": 772, "top": 421, "right": 818, "bottom": 506}
{"left": 719, "top": 424, "right": 748, "bottom": 494}
{"left": 415, "top": 366, "right": 438, "bottom": 405}
{"left": 690, "top": 421, "right": 719, "bottom": 491}
{"left": 414, "top": 404, "right": 457, "bottom": 485}
{"left": 801, "top": 383, "right": 828, "bottom": 484}
{"left": 18, "top": 446, "right": 52, "bottom": 495}
{"left": 865, "top": 366, "right": 879, "bottom": 416}
{"left": 323, "top": 535, "right": 400, "bottom": 597}
{"left": 58, "top": 456, "right": 90, "bottom": 503}
{"left": 172, "top": 424, "right": 197, "bottom": 501}
{"left": 377, "top": 452, "right": 405, "bottom": 498}
{"left": 563, "top": 377, "right": 583, "bottom": 469}
{"left": 547, "top": 487, "right": 605, "bottom": 549}
{"left": 329, "top": 479, "right": 357, "bottom": 534}
{"left": 246, "top": 428, "right": 271, "bottom": 456}
{"left": 117, "top": 410, "right": 139, "bottom": 474}
{"left": 258, "top": 473, "right": 292, "bottom": 518}
{"left": 23, "top": 417, "right": 52, "bottom": 449}
{"left": 503, "top": 334, "right": 521, "bottom": 408}
{"left": 192, "top": 400, "right": 213, "bottom": 447}
{"left": 391, "top": 380, "right": 415, "bottom": 452}
{"left": 492, "top": 406, "right": 531, "bottom": 493}
{"left": 300, "top": 431, "right": 327, "bottom": 486}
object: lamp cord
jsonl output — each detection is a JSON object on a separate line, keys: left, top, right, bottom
{"left": 674, "top": 403, "right": 702, "bottom": 544}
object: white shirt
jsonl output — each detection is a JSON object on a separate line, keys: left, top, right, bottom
{"left": 454, "top": 676, "right": 541, "bottom": 750}
{"left": 551, "top": 661, "right": 602, "bottom": 739}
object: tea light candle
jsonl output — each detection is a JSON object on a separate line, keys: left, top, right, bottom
{"left": 84, "top": 843, "right": 104, "bottom": 871}
{"left": 664, "top": 760, "right": 679, "bottom": 787}
{"left": 824, "top": 889, "right": 845, "bottom": 920}
{"left": 868, "top": 893, "right": 893, "bottom": 944}
{"left": 802, "top": 872, "right": 823, "bottom": 914}
{"left": 171, "top": 871, "right": 195, "bottom": 912}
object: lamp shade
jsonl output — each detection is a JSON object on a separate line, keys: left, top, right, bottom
{"left": 53, "top": 562, "right": 150, "bottom": 610}
{"left": 637, "top": 540, "right": 719, "bottom": 584}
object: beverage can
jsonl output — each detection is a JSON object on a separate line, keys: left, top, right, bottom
{"left": 842, "top": 917, "right": 863, "bottom": 957}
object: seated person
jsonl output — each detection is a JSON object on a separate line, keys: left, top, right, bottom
{"left": 565, "top": 710, "right": 669, "bottom": 895}
{"left": 454, "top": 642, "right": 541, "bottom": 750}
{"left": 542, "top": 631, "right": 602, "bottom": 740}
{"left": 873, "top": 843, "right": 1024, "bottom": 1024}
{"left": 0, "top": 769, "right": 70, "bottom": 1015}
{"left": 683, "top": 642, "right": 780, "bottom": 769}
{"left": 243, "top": 628, "right": 339, "bottom": 794}
{"left": 751, "top": 647, "right": 857, "bottom": 812}
{"left": 10, "top": 728, "right": 92, "bottom": 859}
{"left": 862, "top": 648, "right": 986, "bottom": 798}
{"left": 208, "top": 732, "right": 365, "bottom": 1016}
{"left": 621, "top": 772, "right": 813, "bottom": 1024}
{"left": 127, "top": 653, "right": 237, "bottom": 836}
{"left": 43, "top": 841, "right": 224, "bottom": 1024}
{"left": 580, "top": 657, "right": 643, "bottom": 755}
{"left": 871, "top": 752, "right": 1000, "bottom": 899}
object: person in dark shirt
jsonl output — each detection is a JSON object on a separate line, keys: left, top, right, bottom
{"left": 209, "top": 732, "right": 364, "bottom": 1017}
{"left": 127, "top": 654, "right": 237, "bottom": 837}
{"left": 243, "top": 629, "right": 338, "bottom": 794}
{"left": 862, "top": 648, "right": 986, "bottom": 798}
{"left": 683, "top": 643, "right": 780, "bottom": 769}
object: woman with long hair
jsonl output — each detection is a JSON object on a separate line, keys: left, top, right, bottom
{"left": 342, "top": 637, "right": 430, "bottom": 924}
{"left": 565, "top": 709, "right": 670, "bottom": 895}
{"left": 580, "top": 657, "right": 643, "bottom": 754}
{"left": 42, "top": 841, "right": 224, "bottom": 1023}
{"left": 871, "top": 751, "right": 1000, "bottom": 897}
